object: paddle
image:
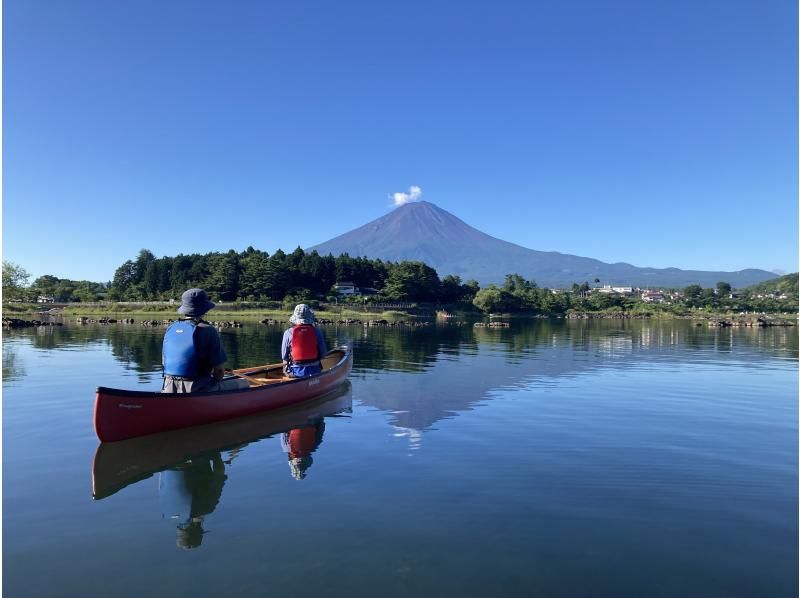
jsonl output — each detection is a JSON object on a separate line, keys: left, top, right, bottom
{"left": 224, "top": 369, "right": 281, "bottom": 387}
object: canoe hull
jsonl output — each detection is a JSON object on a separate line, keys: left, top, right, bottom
{"left": 94, "top": 346, "right": 352, "bottom": 442}
{"left": 92, "top": 384, "right": 352, "bottom": 499}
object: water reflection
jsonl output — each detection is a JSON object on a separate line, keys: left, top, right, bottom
{"left": 6, "top": 319, "right": 796, "bottom": 377}
{"left": 159, "top": 454, "right": 227, "bottom": 550}
{"left": 93, "top": 384, "right": 353, "bottom": 550}
{"left": 352, "top": 320, "right": 798, "bottom": 433}
{"left": 4, "top": 318, "right": 797, "bottom": 593}
{"left": 2, "top": 340, "right": 25, "bottom": 381}
{"left": 281, "top": 421, "right": 325, "bottom": 480}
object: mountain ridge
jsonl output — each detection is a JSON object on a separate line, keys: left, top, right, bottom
{"left": 308, "top": 201, "right": 777, "bottom": 288}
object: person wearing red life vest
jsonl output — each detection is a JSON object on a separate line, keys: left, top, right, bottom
{"left": 281, "top": 304, "right": 329, "bottom": 377}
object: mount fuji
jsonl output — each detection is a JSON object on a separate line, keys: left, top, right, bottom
{"left": 308, "top": 201, "right": 776, "bottom": 288}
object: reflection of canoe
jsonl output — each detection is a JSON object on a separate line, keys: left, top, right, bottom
{"left": 92, "top": 383, "right": 352, "bottom": 500}
{"left": 94, "top": 346, "right": 353, "bottom": 442}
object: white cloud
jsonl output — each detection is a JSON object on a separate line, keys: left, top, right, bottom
{"left": 391, "top": 185, "right": 422, "bottom": 206}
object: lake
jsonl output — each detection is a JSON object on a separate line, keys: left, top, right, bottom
{"left": 3, "top": 318, "right": 797, "bottom": 597}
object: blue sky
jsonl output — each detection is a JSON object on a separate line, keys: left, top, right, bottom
{"left": 3, "top": 0, "right": 797, "bottom": 283}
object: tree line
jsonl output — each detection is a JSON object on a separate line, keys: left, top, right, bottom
{"left": 104, "top": 247, "right": 480, "bottom": 304}
{"left": 3, "top": 253, "right": 796, "bottom": 315}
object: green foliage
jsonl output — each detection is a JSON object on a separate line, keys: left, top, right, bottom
{"left": 473, "top": 285, "right": 519, "bottom": 313}
{"left": 3, "top": 261, "right": 31, "bottom": 300}
{"left": 382, "top": 261, "right": 440, "bottom": 301}
{"left": 462, "top": 280, "right": 480, "bottom": 302}
{"left": 743, "top": 273, "right": 798, "bottom": 296}
{"left": 683, "top": 284, "right": 704, "bottom": 308}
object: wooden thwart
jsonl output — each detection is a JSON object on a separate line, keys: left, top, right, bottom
{"left": 229, "top": 350, "right": 340, "bottom": 388}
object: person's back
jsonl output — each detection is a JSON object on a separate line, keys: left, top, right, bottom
{"left": 162, "top": 288, "right": 249, "bottom": 393}
{"left": 281, "top": 304, "right": 328, "bottom": 378}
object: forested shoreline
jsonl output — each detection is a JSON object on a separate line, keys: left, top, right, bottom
{"left": 2, "top": 249, "right": 797, "bottom": 316}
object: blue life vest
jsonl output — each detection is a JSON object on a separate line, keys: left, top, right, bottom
{"left": 163, "top": 320, "right": 199, "bottom": 378}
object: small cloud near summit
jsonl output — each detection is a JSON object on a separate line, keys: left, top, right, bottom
{"left": 391, "top": 185, "right": 422, "bottom": 206}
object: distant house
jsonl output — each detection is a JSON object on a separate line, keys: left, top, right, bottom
{"left": 755, "top": 292, "right": 790, "bottom": 300}
{"left": 641, "top": 291, "right": 665, "bottom": 303}
{"left": 37, "top": 296, "right": 55, "bottom": 303}
{"left": 334, "top": 281, "right": 359, "bottom": 296}
{"left": 596, "top": 284, "right": 634, "bottom": 295}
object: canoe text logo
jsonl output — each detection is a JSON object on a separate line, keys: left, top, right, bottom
{"left": 307, "top": 379, "right": 320, "bottom": 387}
{"left": 118, "top": 403, "right": 143, "bottom": 409}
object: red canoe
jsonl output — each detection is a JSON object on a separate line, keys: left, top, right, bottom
{"left": 94, "top": 346, "right": 353, "bottom": 442}
{"left": 92, "top": 385, "right": 352, "bottom": 499}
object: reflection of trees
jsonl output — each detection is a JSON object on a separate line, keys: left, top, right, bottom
{"left": 2, "top": 342, "right": 25, "bottom": 381}
{"left": 350, "top": 324, "right": 475, "bottom": 373}
{"left": 354, "top": 318, "right": 798, "bottom": 432}
{"left": 103, "top": 326, "right": 288, "bottom": 374}
{"left": 12, "top": 318, "right": 797, "bottom": 380}
{"left": 106, "top": 327, "right": 164, "bottom": 373}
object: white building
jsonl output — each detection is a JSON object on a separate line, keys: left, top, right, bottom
{"left": 334, "top": 282, "right": 359, "bottom": 296}
{"left": 595, "top": 284, "right": 634, "bottom": 295}
{"left": 641, "top": 291, "right": 665, "bottom": 303}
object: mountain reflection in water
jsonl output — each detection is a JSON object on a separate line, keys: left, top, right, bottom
{"left": 2, "top": 318, "right": 796, "bottom": 595}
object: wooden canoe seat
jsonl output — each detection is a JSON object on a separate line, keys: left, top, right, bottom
{"left": 231, "top": 349, "right": 346, "bottom": 387}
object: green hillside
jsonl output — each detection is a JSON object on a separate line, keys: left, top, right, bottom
{"left": 744, "top": 273, "right": 798, "bottom": 295}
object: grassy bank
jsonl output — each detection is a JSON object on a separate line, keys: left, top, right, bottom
{"left": 5, "top": 302, "right": 796, "bottom": 325}
{"left": 23, "top": 303, "right": 426, "bottom": 323}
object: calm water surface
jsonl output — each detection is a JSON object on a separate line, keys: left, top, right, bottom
{"left": 3, "top": 319, "right": 798, "bottom": 597}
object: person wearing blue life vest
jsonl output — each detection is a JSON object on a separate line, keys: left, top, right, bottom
{"left": 281, "top": 304, "right": 329, "bottom": 377}
{"left": 162, "top": 288, "right": 250, "bottom": 393}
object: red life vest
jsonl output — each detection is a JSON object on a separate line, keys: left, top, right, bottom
{"left": 291, "top": 324, "right": 319, "bottom": 362}
{"left": 287, "top": 427, "right": 319, "bottom": 457}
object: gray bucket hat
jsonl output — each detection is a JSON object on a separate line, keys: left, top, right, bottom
{"left": 177, "top": 288, "right": 215, "bottom": 317}
{"left": 289, "top": 303, "right": 316, "bottom": 325}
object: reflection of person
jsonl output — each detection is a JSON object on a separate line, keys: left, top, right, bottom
{"left": 281, "top": 304, "right": 328, "bottom": 378}
{"left": 162, "top": 288, "right": 249, "bottom": 393}
{"left": 281, "top": 421, "right": 326, "bottom": 480}
{"left": 159, "top": 453, "right": 228, "bottom": 550}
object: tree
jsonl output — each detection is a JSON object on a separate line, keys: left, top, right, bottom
{"left": 472, "top": 285, "right": 519, "bottom": 313}
{"left": 460, "top": 279, "right": 478, "bottom": 297}
{"left": 204, "top": 251, "right": 240, "bottom": 301}
{"left": 716, "top": 281, "right": 732, "bottom": 297}
{"left": 439, "top": 274, "right": 464, "bottom": 304}
{"left": 239, "top": 249, "right": 271, "bottom": 300}
{"left": 683, "top": 284, "right": 704, "bottom": 308}
{"left": 383, "top": 262, "right": 441, "bottom": 302}
{"left": 109, "top": 261, "right": 136, "bottom": 300}
{"left": 3, "top": 261, "right": 30, "bottom": 300}
{"left": 53, "top": 280, "right": 77, "bottom": 302}
{"left": 473, "top": 286, "right": 504, "bottom": 313}
{"left": 263, "top": 250, "right": 290, "bottom": 300}
{"left": 702, "top": 287, "right": 717, "bottom": 308}
{"left": 32, "top": 274, "right": 60, "bottom": 298}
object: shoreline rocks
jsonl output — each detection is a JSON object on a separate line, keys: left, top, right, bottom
{"left": 3, "top": 318, "right": 63, "bottom": 328}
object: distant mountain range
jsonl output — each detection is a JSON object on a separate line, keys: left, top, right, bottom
{"left": 309, "top": 201, "right": 777, "bottom": 288}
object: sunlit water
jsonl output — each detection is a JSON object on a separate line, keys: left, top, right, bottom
{"left": 3, "top": 319, "right": 797, "bottom": 597}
